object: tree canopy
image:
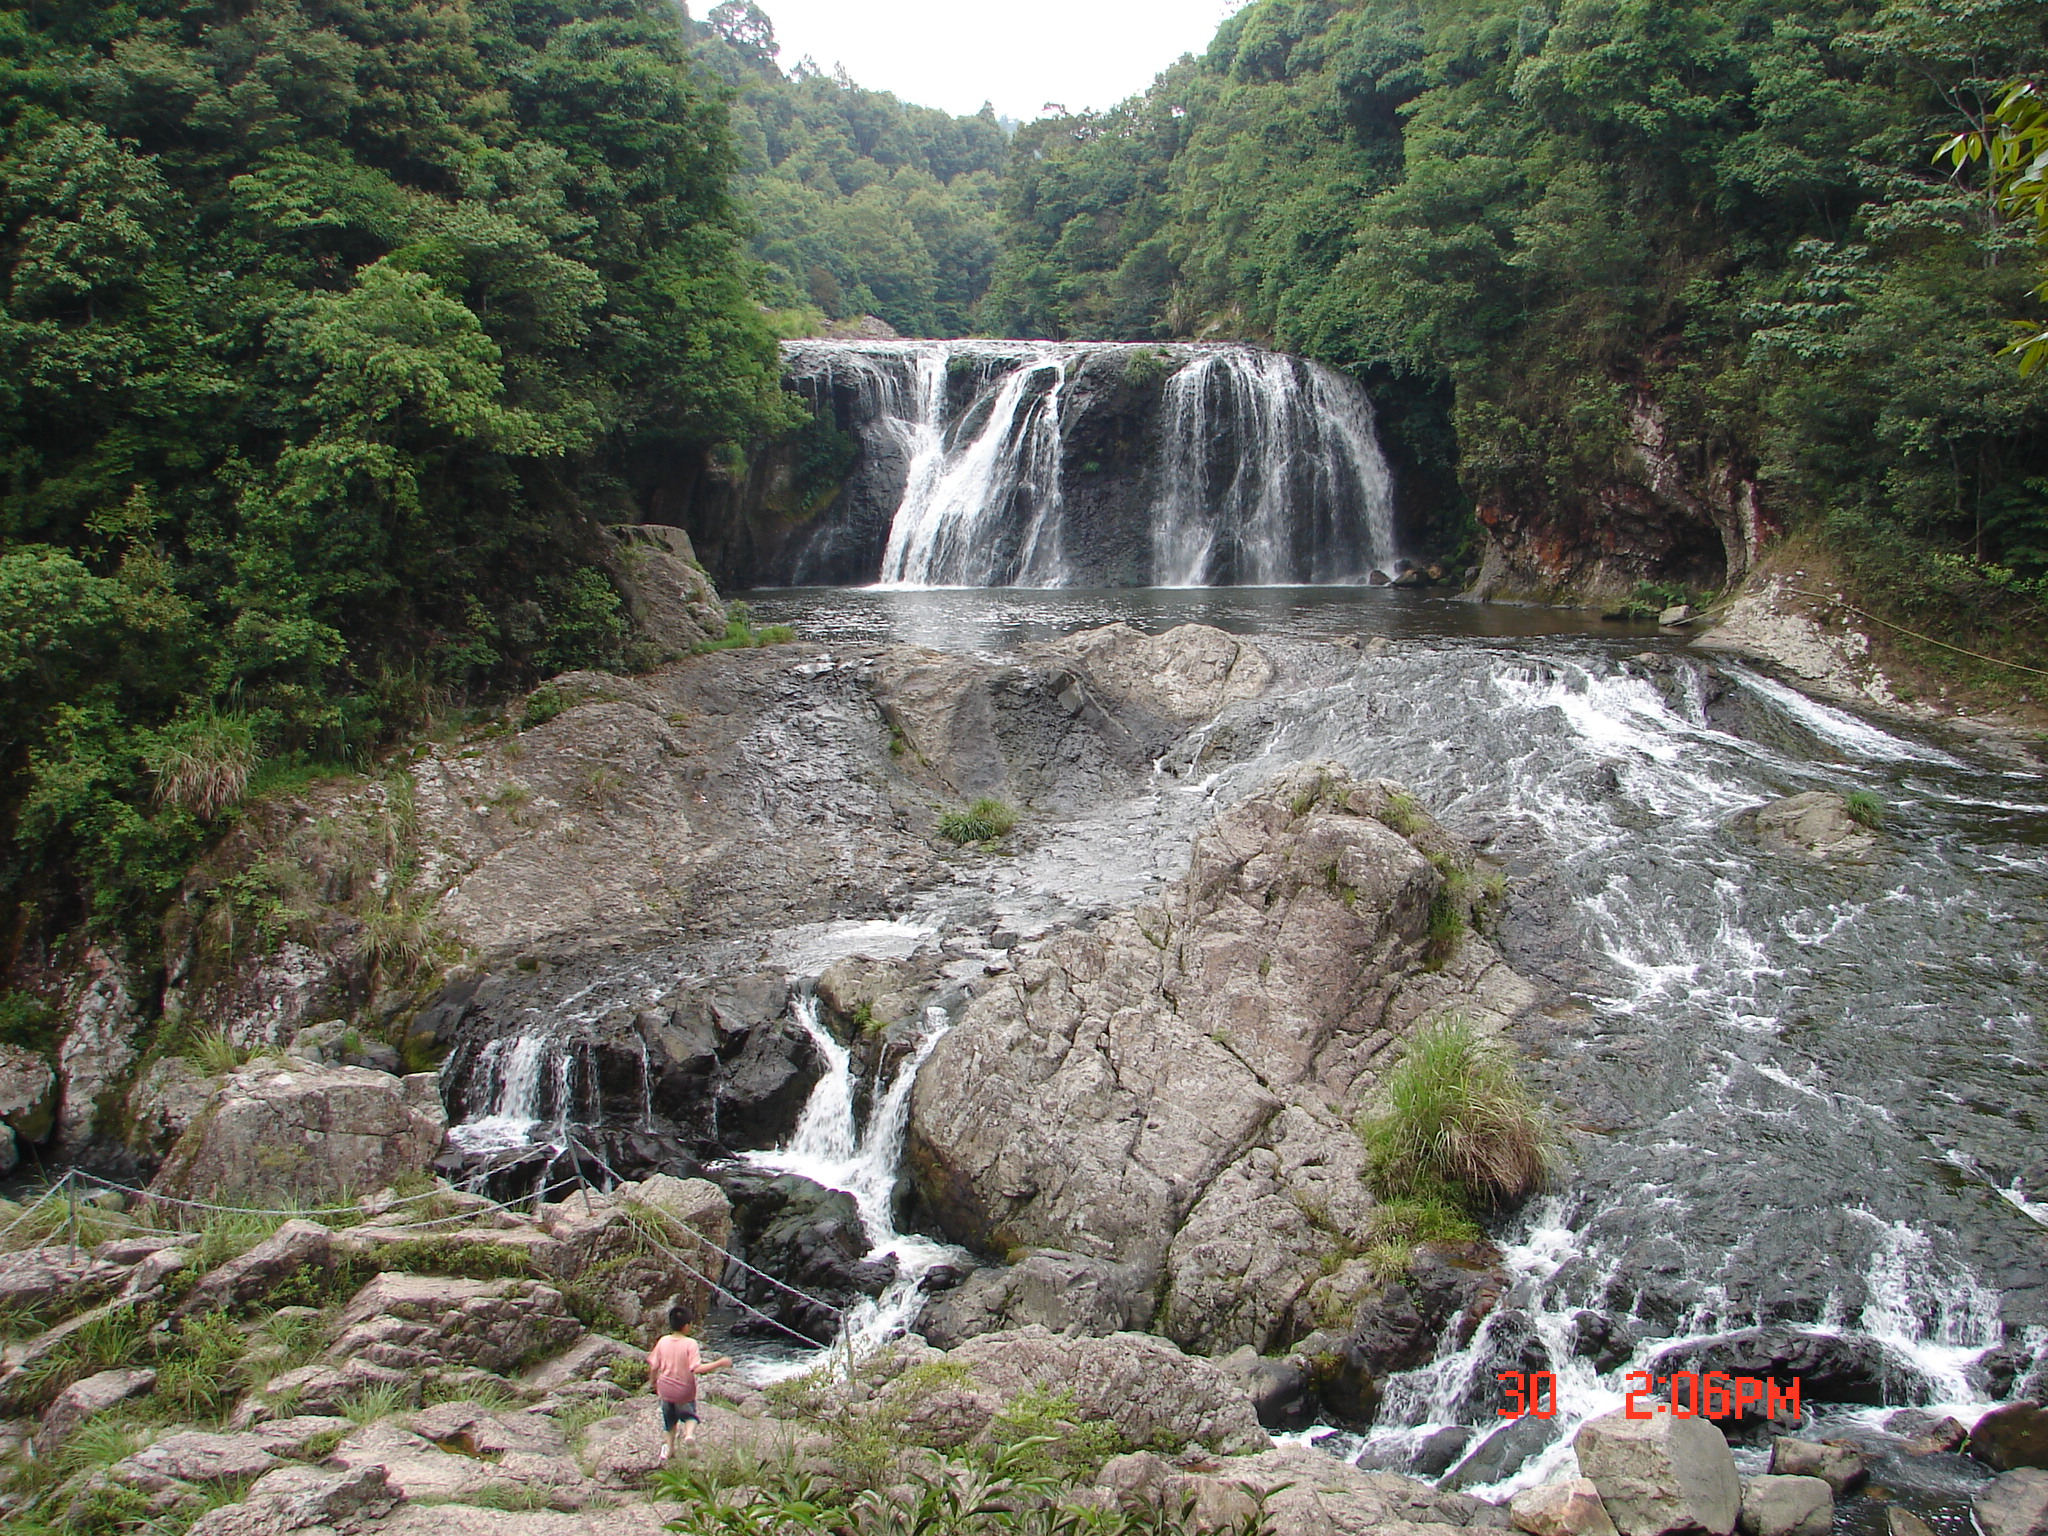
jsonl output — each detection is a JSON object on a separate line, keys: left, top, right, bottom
{"left": 0, "top": 0, "right": 801, "bottom": 936}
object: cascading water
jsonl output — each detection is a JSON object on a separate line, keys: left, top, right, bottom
{"left": 742, "top": 994, "right": 965, "bottom": 1361}
{"left": 1152, "top": 348, "right": 1398, "bottom": 586}
{"left": 780, "top": 339, "right": 1398, "bottom": 588}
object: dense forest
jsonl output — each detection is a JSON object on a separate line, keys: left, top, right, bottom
{"left": 0, "top": 0, "right": 805, "bottom": 941}
{"left": 982, "top": 0, "right": 2048, "bottom": 664}
{"left": 685, "top": 1, "right": 1007, "bottom": 338}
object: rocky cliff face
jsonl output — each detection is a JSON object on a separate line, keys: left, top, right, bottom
{"left": 1469, "top": 391, "right": 1770, "bottom": 607}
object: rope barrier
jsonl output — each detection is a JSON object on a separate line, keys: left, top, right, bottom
{"left": 560, "top": 1133, "right": 853, "bottom": 1354}
{"left": 0, "top": 1170, "right": 78, "bottom": 1241}
{"left": 1783, "top": 584, "right": 2048, "bottom": 681}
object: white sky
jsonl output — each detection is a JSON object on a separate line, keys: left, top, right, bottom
{"left": 741, "top": 0, "right": 1250, "bottom": 121}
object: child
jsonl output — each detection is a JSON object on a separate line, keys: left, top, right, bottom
{"left": 647, "top": 1301, "right": 732, "bottom": 1462}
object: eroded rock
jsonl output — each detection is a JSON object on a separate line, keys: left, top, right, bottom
{"left": 331, "top": 1272, "right": 583, "bottom": 1375}
{"left": 151, "top": 1059, "right": 445, "bottom": 1206}
{"left": 1751, "top": 792, "right": 1877, "bottom": 861}
{"left": 1767, "top": 1438, "right": 1867, "bottom": 1494}
{"left": 1976, "top": 1402, "right": 2048, "bottom": 1473}
{"left": 1737, "top": 1475, "right": 1831, "bottom": 1536}
{"left": 1513, "top": 1477, "right": 1620, "bottom": 1536}
{"left": 38, "top": 1367, "right": 155, "bottom": 1452}
{"left": 1977, "top": 1469, "right": 2048, "bottom": 1536}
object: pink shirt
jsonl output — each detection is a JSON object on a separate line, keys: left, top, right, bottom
{"left": 648, "top": 1334, "right": 702, "bottom": 1405}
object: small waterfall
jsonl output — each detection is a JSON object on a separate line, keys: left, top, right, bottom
{"left": 744, "top": 995, "right": 964, "bottom": 1360}
{"left": 780, "top": 339, "right": 1397, "bottom": 588}
{"left": 447, "top": 1030, "right": 573, "bottom": 1157}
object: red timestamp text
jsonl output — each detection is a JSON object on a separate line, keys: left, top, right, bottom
{"left": 1496, "top": 1371, "right": 1803, "bottom": 1421}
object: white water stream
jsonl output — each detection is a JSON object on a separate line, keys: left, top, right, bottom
{"left": 739, "top": 994, "right": 966, "bottom": 1371}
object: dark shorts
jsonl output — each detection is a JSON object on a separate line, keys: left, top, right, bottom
{"left": 660, "top": 1399, "right": 699, "bottom": 1431}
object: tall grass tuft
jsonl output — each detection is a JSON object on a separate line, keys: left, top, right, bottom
{"left": 1360, "top": 1018, "right": 1556, "bottom": 1211}
{"left": 1844, "top": 789, "right": 1886, "bottom": 828}
{"left": 938, "top": 798, "right": 1019, "bottom": 845}
{"left": 148, "top": 709, "right": 262, "bottom": 821}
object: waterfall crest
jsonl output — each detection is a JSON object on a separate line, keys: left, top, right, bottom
{"left": 780, "top": 339, "right": 1398, "bottom": 589}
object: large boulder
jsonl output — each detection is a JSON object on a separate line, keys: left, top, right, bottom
{"left": 331, "top": 1273, "right": 583, "bottom": 1374}
{"left": 185, "top": 1464, "right": 401, "bottom": 1536}
{"left": 721, "top": 1170, "right": 894, "bottom": 1344}
{"left": 1976, "top": 1402, "right": 2048, "bottom": 1473}
{"left": 1574, "top": 1406, "right": 1741, "bottom": 1536}
{"left": 124, "top": 1053, "right": 218, "bottom": 1165}
{"left": 151, "top": 1059, "right": 445, "bottom": 1206}
{"left": 944, "top": 1326, "right": 1271, "bottom": 1455}
{"left": 1650, "top": 1327, "right": 1889, "bottom": 1412}
{"left": 532, "top": 1177, "right": 731, "bottom": 1335}
{"left": 0, "top": 1245, "right": 129, "bottom": 1311}
{"left": 908, "top": 764, "right": 1532, "bottom": 1347}
{"left": 601, "top": 523, "right": 727, "bottom": 659}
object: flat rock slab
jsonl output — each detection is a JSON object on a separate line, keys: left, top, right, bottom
{"left": 39, "top": 1366, "right": 156, "bottom": 1451}
{"left": 0, "top": 1246, "right": 129, "bottom": 1308}
{"left": 114, "top": 1428, "right": 281, "bottom": 1488}
{"left": 1575, "top": 1407, "right": 1740, "bottom": 1536}
{"left": 580, "top": 1400, "right": 821, "bottom": 1489}
{"left": 1979, "top": 1470, "right": 2048, "bottom": 1536}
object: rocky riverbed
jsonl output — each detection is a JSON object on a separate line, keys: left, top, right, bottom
{"left": 5, "top": 580, "right": 2047, "bottom": 1536}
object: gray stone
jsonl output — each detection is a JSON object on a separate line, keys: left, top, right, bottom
{"left": 150, "top": 1059, "right": 445, "bottom": 1206}
{"left": 523, "top": 1332, "right": 642, "bottom": 1392}
{"left": 917, "top": 1250, "right": 1153, "bottom": 1348}
{"left": 177, "top": 1219, "right": 332, "bottom": 1316}
{"left": 0, "top": 1042, "right": 56, "bottom": 1155}
{"left": 1211, "top": 1345, "right": 1317, "bottom": 1431}
{"left": 1513, "top": 1478, "right": 1621, "bottom": 1536}
{"left": 56, "top": 944, "right": 143, "bottom": 1154}
{"left": 1886, "top": 1509, "right": 1937, "bottom": 1536}
{"left": 0, "top": 1245, "right": 128, "bottom": 1310}
{"left": 535, "top": 1180, "right": 729, "bottom": 1332}
{"left": 1767, "top": 1438, "right": 1866, "bottom": 1494}
{"left": 38, "top": 1367, "right": 156, "bottom": 1452}
{"left": 1977, "top": 1469, "right": 2048, "bottom": 1536}
{"left": 185, "top": 1464, "right": 402, "bottom": 1535}
{"left": 114, "top": 1428, "right": 281, "bottom": 1488}
{"left": 909, "top": 764, "right": 1534, "bottom": 1345}
{"left": 1752, "top": 792, "right": 1876, "bottom": 860}
{"left": 1575, "top": 1406, "right": 1740, "bottom": 1536}
{"left": 331, "top": 1272, "right": 584, "bottom": 1375}
{"left": 1737, "top": 1476, "right": 1831, "bottom": 1536}
{"left": 946, "top": 1326, "right": 1270, "bottom": 1455}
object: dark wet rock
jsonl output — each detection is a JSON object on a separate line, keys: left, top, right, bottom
{"left": 1212, "top": 1346, "right": 1317, "bottom": 1432}
{"left": 1323, "top": 1243, "right": 1511, "bottom": 1381}
{"left": 719, "top": 1170, "right": 892, "bottom": 1345}
{"left": 1414, "top": 1425, "right": 1476, "bottom": 1477}
{"left": 1650, "top": 1328, "right": 1889, "bottom": 1411}
{"left": 1570, "top": 1310, "right": 1639, "bottom": 1374}
{"left": 1882, "top": 1410, "right": 1968, "bottom": 1455}
{"left": 915, "top": 1250, "right": 1151, "bottom": 1349}
{"left": 1976, "top": 1402, "right": 2048, "bottom": 1473}
{"left": 1972, "top": 1339, "right": 2048, "bottom": 1401}
{"left": 1442, "top": 1413, "right": 1562, "bottom": 1492}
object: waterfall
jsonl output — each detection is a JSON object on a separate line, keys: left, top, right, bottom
{"left": 1152, "top": 349, "right": 1397, "bottom": 586}
{"left": 743, "top": 995, "right": 964, "bottom": 1361}
{"left": 780, "top": 339, "right": 1398, "bottom": 589}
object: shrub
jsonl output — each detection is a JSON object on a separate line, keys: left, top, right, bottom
{"left": 148, "top": 710, "right": 263, "bottom": 821}
{"left": 520, "top": 684, "right": 570, "bottom": 730}
{"left": 1360, "top": 1019, "right": 1555, "bottom": 1211}
{"left": 1844, "top": 789, "right": 1886, "bottom": 828}
{"left": 937, "top": 797, "right": 1019, "bottom": 844}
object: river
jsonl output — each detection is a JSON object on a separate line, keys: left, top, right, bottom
{"left": 730, "top": 584, "right": 2047, "bottom": 1524}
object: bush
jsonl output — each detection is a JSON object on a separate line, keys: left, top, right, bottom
{"left": 1844, "top": 789, "right": 1886, "bottom": 828}
{"left": 1360, "top": 1019, "right": 1555, "bottom": 1212}
{"left": 937, "top": 798, "right": 1019, "bottom": 844}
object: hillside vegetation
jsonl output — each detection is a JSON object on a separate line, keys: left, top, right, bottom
{"left": 983, "top": 0, "right": 2048, "bottom": 672}
{"left": 0, "top": 0, "right": 802, "bottom": 946}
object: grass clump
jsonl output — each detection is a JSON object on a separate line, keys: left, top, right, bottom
{"left": 937, "top": 797, "right": 1019, "bottom": 845}
{"left": 184, "top": 1026, "right": 249, "bottom": 1076}
{"left": 1360, "top": 1018, "right": 1556, "bottom": 1215}
{"left": 1844, "top": 789, "right": 1886, "bottom": 828}
{"left": 693, "top": 600, "right": 797, "bottom": 654}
